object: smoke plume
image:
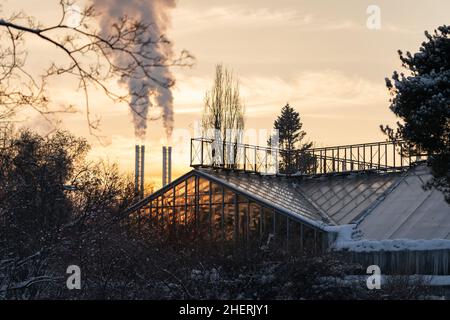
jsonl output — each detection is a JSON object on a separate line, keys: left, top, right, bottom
{"left": 93, "top": 0, "right": 176, "bottom": 140}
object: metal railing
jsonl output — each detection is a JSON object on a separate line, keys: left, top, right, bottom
{"left": 190, "top": 138, "right": 428, "bottom": 176}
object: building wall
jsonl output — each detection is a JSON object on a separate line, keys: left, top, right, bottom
{"left": 339, "top": 250, "right": 450, "bottom": 275}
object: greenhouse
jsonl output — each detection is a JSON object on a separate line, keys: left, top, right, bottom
{"left": 124, "top": 139, "right": 450, "bottom": 274}
{"left": 131, "top": 168, "right": 329, "bottom": 253}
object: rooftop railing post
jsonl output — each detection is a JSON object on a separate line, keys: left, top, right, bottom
{"left": 357, "top": 146, "right": 360, "bottom": 170}
{"left": 254, "top": 146, "right": 257, "bottom": 172}
{"left": 243, "top": 145, "right": 247, "bottom": 171}
{"left": 314, "top": 152, "right": 318, "bottom": 174}
{"left": 201, "top": 139, "right": 204, "bottom": 167}
{"left": 336, "top": 147, "right": 340, "bottom": 172}
{"left": 265, "top": 148, "right": 268, "bottom": 174}
{"left": 350, "top": 146, "right": 354, "bottom": 171}
{"left": 393, "top": 142, "right": 396, "bottom": 169}
{"left": 400, "top": 143, "right": 404, "bottom": 168}
{"left": 190, "top": 138, "right": 193, "bottom": 166}
{"left": 363, "top": 146, "right": 366, "bottom": 170}
{"left": 378, "top": 142, "right": 381, "bottom": 170}
{"left": 222, "top": 139, "right": 226, "bottom": 168}
{"left": 385, "top": 144, "right": 388, "bottom": 168}
{"left": 344, "top": 148, "right": 347, "bottom": 171}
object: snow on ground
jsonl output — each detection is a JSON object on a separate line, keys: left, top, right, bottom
{"left": 321, "top": 275, "right": 450, "bottom": 286}
{"left": 327, "top": 224, "right": 450, "bottom": 252}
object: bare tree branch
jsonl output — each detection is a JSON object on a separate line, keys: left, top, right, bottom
{"left": 0, "top": 0, "right": 194, "bottom": 137}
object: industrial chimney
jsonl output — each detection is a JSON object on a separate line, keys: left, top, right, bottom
{"left": 140, "top": 145, "right": 145, "bottom": 198}
{"left": 135, "top": 144, "right": 145, "bottom": 198}
{"left": 162, "top": 146, "right": 172, "bottom": 187}
{"left": 135, "top": 145, "right": 140, "bottom": 195}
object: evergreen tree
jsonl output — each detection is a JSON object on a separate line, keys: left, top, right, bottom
{"left": 271, "top": 103, "right": 312, "bottom": 174}
{"left": 383, "top": 25, "right": 450, "bottom": 203}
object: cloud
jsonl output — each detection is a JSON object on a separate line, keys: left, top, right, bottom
{"left": 172, "top": 71, "right": 389, "bottom": 117}
{"left": 172, "top": 4, "right": 421, "bottom": 35}
{"left": 172, "top": 5, "right": 314, "bottom": 33}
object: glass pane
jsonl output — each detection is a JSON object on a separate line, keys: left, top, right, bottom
{"left": 175, "top": 181, "right": 186, "bottom": 206}
{"left": 185, "top": 205, "right": 196, "bottom": 235}
{"left": 275, "top": 213, "right": 287, "bottom": 244}
{"left": 198, "top": 177, "right": 209, "bottom": 193}
{"left": 211, "top": 204, "right": 222, "bottom": 241}
{"left": 175, "top": 181, "right": 185, "bottom": 196}
{"left": 178, "top": 206, "right": 186, "bottom": 226}
{"left": 199, "top": 192, "right": 210, "bottom": 205}
{"left": 162, "top": 190, "right": 174, "bottom": 207}
{"left": 157, "top": 196, "right": 162, "bottom": 207}
{"left": 224, "top": 188, "right": 235, "bottom": 204}
{"left": 157, "top": 207, "right": 164, "bottom": 231}
{"left": 238, "top": 202, "right": 248, "bottom": 242}
{"left": 263, "top": 208, "right": 274, "bottom": 240}
{"left": 150, "top": 206, "right": 158, "bottom": 227}
{"left": 198, "top": 178, "right": 210, "bottom": 205}
{"left": 164, "top": 188, "right": 174, "bottom": 202}
{"left": 211, "top": 183, "right": 222, "bottom": 204}
{"left": 238, "top": 195, "right": 248, "bottom": 204}
{"left": 316, "top": 231, "right": 324, "bottom": 254}
{"left": 161, "top": 206, "right": 172, "bottom": 231}
{"left": 249, "top": 202, "right": 261, "bottom": 241}
{"left": 198, "top": 204, "right": 210, "bottom": 239}
{"left": 303, "top": 225, "right": 315, "bottom": 254}
{"left": 186, "top": 176, "right": 196, "bottom": 195}
{"left": 187, "top": 194, "right": 196, "bottom": 205}
{"left": 288, "top": 219, "right": 302, "bottom": 251}
{"left": 224, "top": 203, "right": 235, "bottom": 241}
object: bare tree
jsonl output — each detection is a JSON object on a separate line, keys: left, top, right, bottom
{"left": 201, "top": 64, "right": 245, "bottom": 167}
{"left": 0, "top": 0, "right": 193, "bottom": 135}
{"left": 201, "top": 64, "right": 245, "bottom": 143}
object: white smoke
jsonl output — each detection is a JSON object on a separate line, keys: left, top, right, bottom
{"left": 93, "top": 0, "right": 176, "bottom": 140}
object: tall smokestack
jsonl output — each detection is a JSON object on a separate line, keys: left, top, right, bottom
{"left": 162, "top": 146, "right": 167, "bottom": 187}
{"left": 168, "top": 146, "right": 172, "bottom": 184}
{"left": 140, "top": 145, "right": 145, "bottom": 198}
{"left": 162, "top": 146, "right": 172, "bottom": 187}
{"left": 135, "top": 145, "right": 140, "bottom": 195}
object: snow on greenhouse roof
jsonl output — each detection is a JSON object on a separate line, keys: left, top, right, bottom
{"left": 294, "top": 171, "right": 402, "bottom": 225}
{"left": 355, "top": 165, "right": 450, "bottom": 241}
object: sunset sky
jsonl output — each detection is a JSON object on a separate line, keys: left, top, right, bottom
{"left": 4, "top": 0, "right": 450, "bottom": 189}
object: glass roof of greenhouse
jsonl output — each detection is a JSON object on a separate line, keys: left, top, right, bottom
{"left": 197, "top": 169, "right": 331, "bottom": 226}
{"left": 130, "top": 164, "right": 450, "bottom": 241}
{"left": 139, "top": 168, "right": 333, "bottom": 231}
